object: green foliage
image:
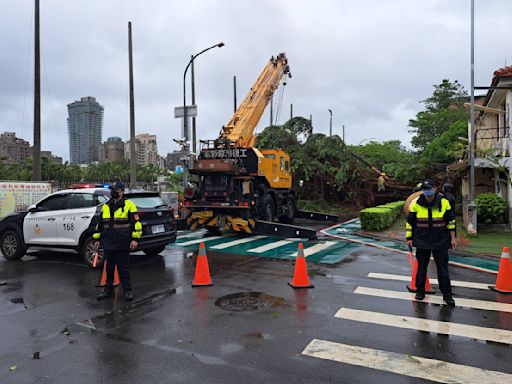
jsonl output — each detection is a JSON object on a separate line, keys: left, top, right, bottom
{"left": 360, "top": 201, "right": 405, "bottom": 231}
{"left": 257, "top": 119, "right": 356, "bottom": 200}
{"left": 476, "top": 193, "right": 508, "bottom": 224}
{"left": 354, "top": 140, "right": 423, "bottom": 185}
{"left": 0, "top": 157, "right": 164, "bottom": 188}
{"left": 420, "top": 120, "right": 467, "bottom": 165}
{"left": 409, "top": 80, "right": 468, "bottom": 151}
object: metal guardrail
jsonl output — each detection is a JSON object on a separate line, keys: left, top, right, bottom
{"left": 295, "top": 210, "right": 340, "bottom": 223}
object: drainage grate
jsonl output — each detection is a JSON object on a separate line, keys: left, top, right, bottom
{"left": 215, "top": 292, "right": 284, "bottom": 312}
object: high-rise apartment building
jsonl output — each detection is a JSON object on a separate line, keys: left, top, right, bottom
{"left": 67, "top": 96, "right": 103, "bottom": 165}
{"left": 125, "top": 133, "right": 158, "bottom": 167}
{"left": 100, "top": 136, "right": 125, "bottom": 163}
{"left": 166, "top": 150, "right": 181, "bottom": 171}
{"left": 0, "top": 132, "right": 31, "bottom": 164}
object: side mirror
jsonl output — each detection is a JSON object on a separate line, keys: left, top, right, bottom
{"left": 299, "top": 180, "right": 304, "bottom": 188}
{"left": 28, "top": 204, "right": 38, "bottom": 213}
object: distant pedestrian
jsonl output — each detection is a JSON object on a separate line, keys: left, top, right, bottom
{"left": 94, "top": 182, "right": 142, "bottom": 301}
{"left": 442, "top": 183, "right": 456, "bottom": 213}
{"left": 378, "top": 173, "right": 386, "bottom": 192}
{"left": 405, "top": 179, "right": 457, "bottom": 306}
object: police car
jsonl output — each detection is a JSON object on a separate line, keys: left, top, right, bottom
{"left": 0, "top": 184, "right": 177, "bottom": 267}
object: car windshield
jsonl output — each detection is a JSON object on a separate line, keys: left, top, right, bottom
{"left": 129, "top": 196, "right": 165, "bottom": 209}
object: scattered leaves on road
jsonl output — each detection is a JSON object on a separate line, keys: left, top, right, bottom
{"left": 406, "top": 354, "right": 420, "bottom": 363}
{"left": 33, "top": 352, "right": 40, "bottom": 359}
{"left": 61, "top": 327, "right": 71, "bottom": 336}
{"left": 9, "top": 365, "right": 17, "bottom": 371}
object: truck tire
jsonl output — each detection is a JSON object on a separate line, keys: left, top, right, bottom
{"left": 263, "top": 194, "right": 276, "bottom": 222}
{"left": 81, "top": 236, "right": 104, "bottom": 268}
{"left": 143, "top": 245, "right": 166, "bottom": 256}
{"left": 279, "top": 195, "right": 296, "bottom": 224}
{"left": 0, "top": 230, "right": 24, "bottom": 260}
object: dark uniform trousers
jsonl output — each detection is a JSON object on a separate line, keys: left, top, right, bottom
{"left": 105, "top": 249, "right": 131, "bottom": 291}
{"left": 416, "top": 248, "right": 452, "bottom": 298}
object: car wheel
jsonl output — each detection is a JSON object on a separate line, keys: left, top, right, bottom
{"left": 0, "top": 230, "right": 24, "bottom": 260}
{"left": 143, "top": 245, "right": 166, "bottom": 256}
{"left": 263, "top": 194, "right": 276, "bottom": 222}
{"left": 81, "top": 236, "right": 104, "bottom": 268}
{"left": 279, "top": 195, "right": 296, "bottom": 224}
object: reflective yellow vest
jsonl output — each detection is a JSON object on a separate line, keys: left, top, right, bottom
{"left": 405, "top": 194, "right": 455, "bottom": 250}
{"left": 93, "top": 198, "right": 142, "bottom": 250}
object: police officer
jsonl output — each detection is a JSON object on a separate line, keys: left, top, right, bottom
{"left": 94, "top": 182, "right": 142, "bottom": 301}
{"left": 405, "top": 179, "right": 457, "bottom": 306}
{"left": 442, "top": 182, "right": 456, "bottom": 212}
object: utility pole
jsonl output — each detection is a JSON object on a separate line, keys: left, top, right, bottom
{"left": 32, "top": 0, "right": 41, "bottom": 181}
{"left": 342, "top": 124, "right": 345, "bottom": 143}
{"left": 328, "top": 109, "right": 333, "bottom": 137}
{"left": 468, "top": 0, "right": 477, "bottom": 234}
{"left": 233, "top": 75, "right": 237, "bottom": 113}
{"left": 290, "top": 103, "right": 293, "bottom": 120}
{"left": 128, "top": 21, "right": 136, "bottom": 188}
{"left": 191, "top": 55, "right": 196, "bottom": 154}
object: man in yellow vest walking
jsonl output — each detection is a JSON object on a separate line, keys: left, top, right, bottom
{"left": 406, "top": 179, "right": 457, "bottom": 306}
{"left": 94, "top": 182, "right": 142, "bottom": 301}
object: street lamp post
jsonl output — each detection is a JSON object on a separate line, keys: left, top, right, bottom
{"left": 180, "top": 42, "right": 224, "bottom": 214}
{"left": 357, "top": 138, "right": 376, "bottom": 146}
{"left": 182, "top": 42, "right": 224, "bottom": 143}
{"left": 468, "top": 0, "right": 477, "bottom": 234}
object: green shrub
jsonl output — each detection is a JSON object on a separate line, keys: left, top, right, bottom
{"left": 476, "top": 193, "right": 508, "bottom": 224}
{"left": 360, "top": 201, "right": 405, "bottom": 231}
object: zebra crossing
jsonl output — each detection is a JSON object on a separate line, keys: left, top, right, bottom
{"left": 301, "top": 272, "right": 512, "bottom": 383}
{"left": 171, "top": 231, "right": 358, "bottom": 264}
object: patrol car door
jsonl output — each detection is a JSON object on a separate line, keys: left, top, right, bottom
{"left": 54, "top": 193, "right": 99, "bottom": 246}
{"left": 23, "top": 194, "right": 68, "bottom": 245}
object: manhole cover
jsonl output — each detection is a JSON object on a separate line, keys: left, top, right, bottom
{"left": 215, "top": 292, "right": 284, "bottom": 312}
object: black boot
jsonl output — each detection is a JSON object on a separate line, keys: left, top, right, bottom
{"left": 444, "top": 296, "right": 455, "bottom": 306}
{"left": 415, "top": 292, "right": 425, "bottom": 301}
{"left": 96, "top": 289, "right": 114, "bottom": 300}
{"left": 124, "top": 290, "right": 133, "bottom": 301}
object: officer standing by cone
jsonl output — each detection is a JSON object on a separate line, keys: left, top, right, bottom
{"left": 94, "top": 182, "right": 142, "bottom": 301}
{"left": 405, "top": 179, "right": 457, "bottom": 306}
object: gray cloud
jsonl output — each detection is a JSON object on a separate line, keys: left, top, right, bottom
{"left": 1, "top": 0, "right": 510, "bottom": 161}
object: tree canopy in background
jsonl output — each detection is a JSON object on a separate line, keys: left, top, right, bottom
{"left": 409, "top": 79, "right": 468, "bottom": 153}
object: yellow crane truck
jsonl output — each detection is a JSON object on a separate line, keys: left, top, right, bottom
{"left": 183, "top": 53, "right": 338, "bottom": 238}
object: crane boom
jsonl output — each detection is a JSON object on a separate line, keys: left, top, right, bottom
{"left": 220, "top": 53, "right": 290, "bottom": 148}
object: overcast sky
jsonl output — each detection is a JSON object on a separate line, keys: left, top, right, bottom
{"left": 1, "top": 0, "right": 511, "bottom": 161}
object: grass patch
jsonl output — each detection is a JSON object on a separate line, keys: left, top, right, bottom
{"left": 457, "top": 218, "right": 507, "bottom": 256}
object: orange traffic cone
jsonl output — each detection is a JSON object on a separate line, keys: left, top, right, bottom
{"left": 192, "top": 243, "right": 214, "bottom": 287}
{"left": 490, "top": 247, "right": 512, "bottom": 293}
{"left": 92, "top": 252, "right": 99, "bottom": 268}
{"left": 96, "top": 260, "right": 120, "bottom": 287}
{"left": 406, "top": 247, "right": 434, "bottom": 294}
{"left": 288, "top": 243, "right": 314, "bottom": 289}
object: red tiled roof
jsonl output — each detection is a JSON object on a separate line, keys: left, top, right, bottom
{"left": 492, "top": 65, "right": 512, "bottom": 86}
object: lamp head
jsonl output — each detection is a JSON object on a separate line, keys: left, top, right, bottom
{"left": 217, "top": 42, "right": 225, "bottom": 48}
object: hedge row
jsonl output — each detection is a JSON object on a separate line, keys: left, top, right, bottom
{"left": 359, "top": 201, "right": 405, "bottom": 231}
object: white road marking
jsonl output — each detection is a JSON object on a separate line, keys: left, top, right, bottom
{"left": 176, "top": 236, "right": 225, "bottom": 246}
{"left": 292, "top": 241, "right": 337, "bottom": 257}
{"left": 302, "top": 339, "right": 512, "bottom": 384}
{"left": 177, "top": 231, "right": 206, "bottom": 240}
{"left": 247, "top": 239, "right": 294, "bottom": 253}
{"left": 367, "top": 272, "right": 492, "bottom": 290}
{"left": 210, "top": 235, "right": 267, "bottom": 250}
{"left": 354, "top": 286, "right": 512, "bottom": 312}
{"left": 335, "top": 307, "right": 512, "bottom": 345}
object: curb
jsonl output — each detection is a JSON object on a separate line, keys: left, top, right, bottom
{"left": 321, "top": 222, "right": 498, "bottom": 275}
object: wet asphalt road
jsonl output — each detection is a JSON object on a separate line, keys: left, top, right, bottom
{"left": 0, "top": 238, "right": 511, "bottom": 384}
